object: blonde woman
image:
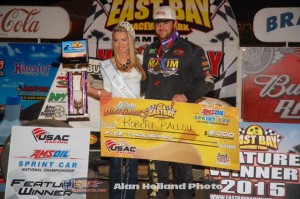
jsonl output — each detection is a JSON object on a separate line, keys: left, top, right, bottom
{"left": 87, "top": 21, "right": 146, "bottom": 199}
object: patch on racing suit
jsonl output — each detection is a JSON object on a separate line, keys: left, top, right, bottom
{"left": 173, "top": 48, "right": 184, "bottom": 56}
{"left": 148, "top": 48, "right": 157, "bottom": 54}
{"left": 201, "top": 54, "right": 209, "bottom": 67}
{"left": 147, "top": 58, "right": 179, "bottom": 77}
{"left": 202, "top": 60, "right": 209, "bottom": 67}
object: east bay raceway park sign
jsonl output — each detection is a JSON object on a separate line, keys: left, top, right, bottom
{"left": 84, "top": 0, "right": 239, "bottom": 106}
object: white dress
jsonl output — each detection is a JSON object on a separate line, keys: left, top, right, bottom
{"left": 101, "top": 66, "right": 142, "bottom": 99}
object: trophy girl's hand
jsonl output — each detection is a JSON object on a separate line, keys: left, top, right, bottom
{"left": 81, "top": 79, "right": 111, "bottom": 100}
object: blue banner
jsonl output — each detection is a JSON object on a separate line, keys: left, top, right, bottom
{"left": 0, "top": 42, "right": 61, "bottom": 121}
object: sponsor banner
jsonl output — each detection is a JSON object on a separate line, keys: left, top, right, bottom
{"left": 100, "top": 97, "right": 240, "bottom": 170}
{"left": 5, "top": 126, "right": 90, "bottom": 198}
{"left": 39, "top": 91, "right": 68, "bottom": 118}
{"left": 0, "top": 42, "right": 61, "bottom": 121}
{"left": 241, "top": 47, "right": 300, "bottom": 123}
{"left": 253, "top": 7, "right": 300, "bottom": 42}
{"left": 84, "top": 0, "right": 239, "bottom": 106}
{"left": 0, "top": 42, "right": 60, "bottom": 191}
{"left": 204, "top": 122, "right": 300, "bottom": 199}
{"left": 0, "top": 6, "right": 70, "bottom": 39}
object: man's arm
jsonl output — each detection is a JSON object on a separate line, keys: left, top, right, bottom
{"left": 184, "top": 46, "right": 214, "bottom": 103}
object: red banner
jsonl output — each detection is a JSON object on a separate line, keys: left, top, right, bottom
{"left": 241, "top": 47, "right": 300, "bottom": 123}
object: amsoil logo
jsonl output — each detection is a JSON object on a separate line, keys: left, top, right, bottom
{"left": 30, "top": 150, "right": 70, "bottom": 159}
{"left": 32, "top": 128, "right": 70, "bottom": 144}
{"left": 239, "top": 125, "right": 283, "bottom": 150}
{"left": 105, "top": 140, "right": 136, "bottom": 155}
{"left": 201, "top": 108, "right": 224, "bottom": 116}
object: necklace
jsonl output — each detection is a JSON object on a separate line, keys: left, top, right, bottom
{"left": 119, "top": 59, "right": 131, "bottom": 71}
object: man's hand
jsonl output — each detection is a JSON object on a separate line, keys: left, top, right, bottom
{"left": 205, "top": 73, "right": 215, "bottom": 84}
{"left": 171, "top": 94, "right": 187, "bottom": 107}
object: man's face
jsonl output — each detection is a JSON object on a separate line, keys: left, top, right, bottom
{"left": 154, "top": 20, "right": 177, "bottom": 40}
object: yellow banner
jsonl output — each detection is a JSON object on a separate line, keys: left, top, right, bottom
{"left": 100, "top": 97, "right": 240, "bottom": 170}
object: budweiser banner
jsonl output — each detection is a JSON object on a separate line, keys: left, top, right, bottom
{"left": 241, "top": 47, "right": 300, "bottom": 123}
{"left": 100, "top": 97, "right": 240, "bottom": 170}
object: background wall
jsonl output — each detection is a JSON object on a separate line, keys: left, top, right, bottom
{"left": 1, "top": 0, "right": 299, "bottom": 46}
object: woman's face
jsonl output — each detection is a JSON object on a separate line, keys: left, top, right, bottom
{"left": 113, "top": 31, "right": 129, "bottom": 55}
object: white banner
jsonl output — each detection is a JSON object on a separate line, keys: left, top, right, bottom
{"left": 253, "top": 7, "right": 300, "bottom": 42}
{"left": 5, "top": 126, "right": 90, "bottom": 199}
{"left": 0, "top": 6, "right": 70, "bottom": 39}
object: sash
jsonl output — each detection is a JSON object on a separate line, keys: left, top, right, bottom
{"left": 100, "top": 59, "right": 139, "bottom": 98}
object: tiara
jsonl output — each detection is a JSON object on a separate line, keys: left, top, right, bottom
{"left": 117, "top": 21, "right": 135, "bottom": 38}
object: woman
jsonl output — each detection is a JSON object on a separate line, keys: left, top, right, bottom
{"left": 86, "top": 21, "right": 146, "bottom": 199}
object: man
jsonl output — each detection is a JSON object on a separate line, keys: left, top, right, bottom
{"left": 142, "top": 5, "right": 215, "bottom": 199}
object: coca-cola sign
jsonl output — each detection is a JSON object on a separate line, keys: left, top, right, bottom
{"left": 0, "top": 6, "right": 70, "bottom": 39}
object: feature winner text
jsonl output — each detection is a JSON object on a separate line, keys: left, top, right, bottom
{"left": 9, "top": 179, "right": 72, "bottom": 196}
{"left": 208, "top": 151, "right": 300, "bottom": 197}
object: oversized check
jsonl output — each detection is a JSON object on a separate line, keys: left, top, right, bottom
{"left": 100, "top": 97, "right": 240, "bottom": 170}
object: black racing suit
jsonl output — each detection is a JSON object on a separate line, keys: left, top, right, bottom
{"left": 142, "top": 37, "right": 214, "bottom": 199}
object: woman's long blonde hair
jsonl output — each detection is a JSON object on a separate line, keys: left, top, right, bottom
{"left": 112, "top": 22, "right": 146, "bottom": 80}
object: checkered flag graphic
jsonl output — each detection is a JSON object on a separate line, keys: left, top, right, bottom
{"left": 239, "top": 127, "right": 245, "bottom": 135}
{"left": 211, "top": 57, "right": 237, "bottom": 105}
{"left": 147, "top": 104, "right": 157, "bottom": 111}
{"left": 207, "top": 0, "right": 239, "bottom": 105}
{"left": 210, "top": 0, "right": 238, "bottom": 36}
{"left": 166, "top": 105, "right": 177, "bottom": 114}
{"left": 84, "top": 0, "right": 112, "bottom": 33}
{"left": 265, "top": 128, "right": 284, "bottom": 141}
